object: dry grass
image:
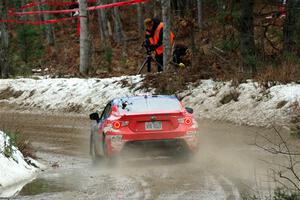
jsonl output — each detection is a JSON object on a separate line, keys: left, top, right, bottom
{"left": 255, "top": 62, "right": 300, "bottom": 88}
{"left": 4, "top": 130, "right": 36, "bottom": 159}
{"left": 0, "top": 87, "right": 24, "bottom": 100}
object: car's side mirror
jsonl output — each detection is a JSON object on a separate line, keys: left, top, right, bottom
{"left": 185, "top": 107, "right": 194, "bottom": 114}
{"left": 89, "top": 113, "right": 100, "bottom": 122}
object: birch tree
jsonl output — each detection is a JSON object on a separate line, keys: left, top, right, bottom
{"left": 79, "top": 0, "right": 90, "bottom": 75}
{"left": 0, "top": 0, "right": 9, "bottom": 78}
{"left": 162, "top": 0, "right": 171, "bottom": 71}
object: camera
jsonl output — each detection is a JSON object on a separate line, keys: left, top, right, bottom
{"left": 142, "top": 38, "right": 153, "bottom": 55}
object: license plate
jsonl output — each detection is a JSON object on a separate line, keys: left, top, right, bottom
{"left": 145, "top": 121, "right": 162, "bottom": 130}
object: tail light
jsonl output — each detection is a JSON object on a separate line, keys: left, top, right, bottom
{"left": 178, "top": 117, "right": 193, "bottom": 126}
{"left": 184, "top": 117, "right": 192, "bottom": 125}
{"left": 113, "top": 121, "right": 121, "bottom": 129}
{"left": 112, "top": 121, "right": 129, "bottom": 129}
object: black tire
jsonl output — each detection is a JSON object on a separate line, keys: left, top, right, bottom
{"left": 102, "top": 133, "right": 118, "bottom": 166}
{"left": 90, "top": 135, "right": 102, "bottom": 164}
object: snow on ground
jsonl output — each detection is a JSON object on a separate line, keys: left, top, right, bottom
{"left": 0, "top": 76, "right": 143, "bottom": 113}
{"left": 0, "top": 76, "right": 299, "bottom": 127}
{"left": 182, "top": 80, "right": 300, "bottom": 127}
{"left": 0, "top": 131, "right": 40, "bottom": 198}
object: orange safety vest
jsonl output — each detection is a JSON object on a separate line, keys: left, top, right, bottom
{"left": 152, "top": 22, "right": 175, "bottom": 55}
{"left": 145, "top": 30, "right": 154, "bottom": 46}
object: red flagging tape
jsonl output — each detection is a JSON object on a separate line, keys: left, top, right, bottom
{"left": 1, "top": 0, "right": 148, "bottom": 25}
{"left": 1, "top": 16, "right": 78, "bottom": 25}
{"left": 8, "top": 0, "right": 97, "bottom": 11}
{"left": 9, "top": 0, "right": 148, "bottom": 16}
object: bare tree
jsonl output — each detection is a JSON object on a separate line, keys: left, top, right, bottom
{"left": 97, "top": 0, "right": 110, "bottom": 46}
{"left": 283, "top": 0, "right": 299, "bottom": 53}
{"left": 197, "top": 0, "right": 202, "bottom": 30}
{"left": 240, "top": 0, "right": 256, "bottom": 75}
{"left": 0, "top": 0, "right": 9, "bottom": 78}
{"left": 161, "top": 0, "right": 171, "bottom": 71}
{"left": 255, "top": 126, "right": 300, "bottom": 192}
{"left": 79, "top": 0, "right": 90, "bottom": 75}
{"left": 137, "top": 3, "right": 144, "bottom": 36}
{"left": 40, "top": 0, "right": 55, "bottom": 46}
{"left": 144, "top": 1, "right": 154, "bottom": 18}
{"left": 153, "top": 0, "right": 160, "bottom": 17}
{"left": 112, "top": 0, "right": 125, "bottom": 45}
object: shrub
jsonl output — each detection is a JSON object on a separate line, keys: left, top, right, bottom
{"left": 104, "top": 47, "right": 113, "bottom": 71}
{"left": 3, "top": 130, "right": 36, "bottom": 159}
{"left": 255, "top": 62, "right": 300, "bottom": 88}
{"left": 273, "top": 188, "right": 300, "bottom": 200}
{"left": 243, "top": 188, "right": 300, "bottom": 200}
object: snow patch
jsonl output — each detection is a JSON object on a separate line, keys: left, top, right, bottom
{"left": 0, "top": 77, "right": 299, "bottom": 127}
{"left": 0, "top": 131, "right": 40, "bottom": 198}
{"left": 182, "top": 80, "right": 300, "bottom": 127}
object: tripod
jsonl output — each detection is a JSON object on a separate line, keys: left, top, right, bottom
{"left": 137, "top": 52, "right": 163, "bottom": 75}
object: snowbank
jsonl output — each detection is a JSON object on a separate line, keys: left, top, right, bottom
{"left": 182, "top": 80, "right": 300, "bottom": 127}
{"left": 0, "top": 131, "right": 40, "bottom": 197}
{"left": 0, "top": 76, "right": 299, "bottom": 127}
{"left": 0, "top": 76, "right": 143, "bottom": 113}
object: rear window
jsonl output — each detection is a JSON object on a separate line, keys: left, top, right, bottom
{"left": 116, "top": 97, "right": 182, "bottom": 113}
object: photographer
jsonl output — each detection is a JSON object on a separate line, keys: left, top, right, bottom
{"left": 144, "top": 18, "right": 174, "bottom": 72}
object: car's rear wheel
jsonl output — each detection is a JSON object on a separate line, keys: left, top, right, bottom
{"left": 90, "top": 135, "right": 102, "bottom": 164}
{"left": 103, "top": 133, "right": 119, "bottom": 166}
{"left": 102, "top": 133, "right": 108, "bottom": 157}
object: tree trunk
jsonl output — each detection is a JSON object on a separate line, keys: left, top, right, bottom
{"left": 162, "top": 0, "right": 171, "bottom": 71}
{"left": 144, "top": 1, "right": 154, "bottom": 18}
{"left": 197, "top": 0, "right": 202, "bottom": 30}
{"left": 283, "top": 0, "right": 297, "bottom": 53}
{"left": 153, "top": 0, "right": 160, "bottom": 17}
{"left": 112, "top": 0, "right": 125, "bottom": 45}
{"left": 79, "top": 0, "right": 90, "bottom": 75}
{"left": 96, "top": 0, "right": 110, "bottom": 46}
{"left": 0, "top": 0, "right": 9, "bottom": 78}
{"left": 41, "top": 0, "right": 55, "bottom": 46}
{"left": 137, "top": 3, "right": 144, "bottom": 36}
{"left": 240, "top": 0, "right": 256, "bottom": 75}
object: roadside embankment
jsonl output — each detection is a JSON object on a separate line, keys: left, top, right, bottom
{"left": 0, "top": 76, "right": 299, "bottom": 127}
{"left": 0, "top": 131, "right": 41, "bottom": 198}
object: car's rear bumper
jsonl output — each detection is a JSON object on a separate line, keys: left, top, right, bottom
{"left": 105, "top": 130, "right": 199, "bottom": 156}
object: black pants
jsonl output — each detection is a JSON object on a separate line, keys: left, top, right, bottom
{"left": 155, "top": 54, "right": 163, "bottom": 72}
{"left": 173, "top": 44, "right": 188, "bottom": 64}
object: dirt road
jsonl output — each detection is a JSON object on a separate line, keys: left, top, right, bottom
{"left": 0, "top": 111, "right": 278, "bottom": 200}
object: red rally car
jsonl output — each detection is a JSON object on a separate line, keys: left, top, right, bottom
{"left": 89, "top": 95, "right": 199, "bottom": 161}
